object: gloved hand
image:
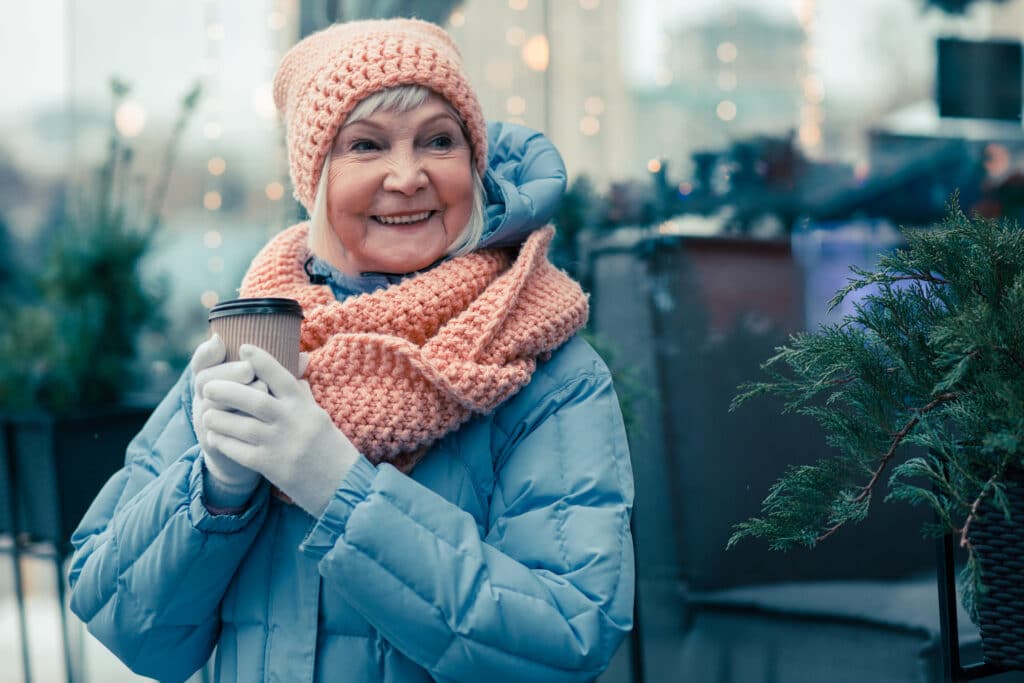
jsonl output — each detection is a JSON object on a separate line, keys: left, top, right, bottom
{"left": 190, "top": 334, "right": 263, "bottom": 508}
{"left": 200, "top": 344, "right": 359, "bottom": 518}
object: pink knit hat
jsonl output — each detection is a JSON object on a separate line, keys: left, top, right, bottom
{"left": 273, "top": 18, "right": 488, "bottom": 213}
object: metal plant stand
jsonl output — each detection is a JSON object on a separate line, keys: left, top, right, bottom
{"left": 936, "top": 533, "right": 1008, "bottom": 681}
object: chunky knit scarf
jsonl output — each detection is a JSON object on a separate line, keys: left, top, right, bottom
{"left": 239, "top": 223, "right": 588, "bottom": 473}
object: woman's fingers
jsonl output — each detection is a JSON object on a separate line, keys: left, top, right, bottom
{"left": 190, "top": 334, "right": 226, "bottom": 374}
{"left": 195, "top": 360, "right": 256, "bottom": 396}
{"left": 203, "top": 380, "right": 276, "bottom": 423}
{"left": 202, "top": 406, "right": 269, "bottom": 446}
{"left": 205, "top": 430, "right": 262, "bottom": 469}
{"left": 240, "top": 345, "right": 296, "bottom": 398}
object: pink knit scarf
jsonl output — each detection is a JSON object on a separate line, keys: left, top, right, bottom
{"left": 239, "top": 224, "right": 588, "bottom": 472}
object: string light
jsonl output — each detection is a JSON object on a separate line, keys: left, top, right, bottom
{"left": 795, "top": 0, "right": 823, "bottom": 154}
{"left": 265, "top": 0, "right": 297, "bottom": 240}
{"left": 522, "top": 35, "right": 550, "bottom": 72}
{"left": 200, "top": 0, "right": 226, "bottom": 302}
{"left": 716, "top": 42, "right": 738, "bottom": 63}
{"left": 207, "top": 157, "right": 226, "bottom": 175}
{"left": 506, "top": 95, "right": 527, "bottom": 116}
{"left": 509, "top": 0, "right": 528, "bottom": 9}
{"left": 584, "top": 96, "right": 605, "bottom": 116}
{"left": 203, "top": 192, "right": 223, "bottom": 211}
{"left": 203, "top": 121, "right": 223, "bottom": 140}
{"left": 448, "top": 10, "right": 465, "bottom": 27}
{"left": 647, "top": 158, "right": 662, "bottom": 173}
{"left": 114, "top": 100, "right": 147, "bottom": 138}
{"left": 265, "top": 182, "right": 285, "bottom": 201}
{"left": 580, "top": 116, "right": 600, "bottom": 136}
{"left": 716, "top": 100, "right": 737, "bottom": 121}
{"left": 203, "top": 230, "right": 223, "bottom": 248}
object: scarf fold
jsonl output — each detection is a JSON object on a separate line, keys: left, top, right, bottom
{"left": 239, "top": 223, "right": 588, "bottom": 472}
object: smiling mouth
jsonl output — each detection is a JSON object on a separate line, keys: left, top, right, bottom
{"left": 372, "top": 211, "right": 435, "bottom": 225}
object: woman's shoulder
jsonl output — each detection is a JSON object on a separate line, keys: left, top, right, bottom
{"left": 494, "top": 334, "right": 614, "bottom": 425}
{"left": 536, "top": 334, "right": 612, "bottom": 386}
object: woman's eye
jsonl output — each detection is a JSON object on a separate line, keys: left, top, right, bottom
{"left": 428, "top": 135, "right": 454, "bottom": 150}
{"left": 350, "top": 139, "right": 380, "bottom": 152}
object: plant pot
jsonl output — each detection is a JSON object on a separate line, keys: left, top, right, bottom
{"left": 1, "top": 404, "right": 153, "bottom": 554}
{"left": 969, "top": 467, "right": 1024, "bottom": 670}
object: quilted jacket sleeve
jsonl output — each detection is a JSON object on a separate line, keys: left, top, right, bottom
{"left": 67, "top": 371, "right": 271, "bottom": 683}
{"left": 301, "top": 340, "right": 635, "bottom": 682}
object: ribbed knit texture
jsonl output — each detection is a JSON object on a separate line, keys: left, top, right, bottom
{"left": 273, "top": 18, "right": 488, "bottom": 214}
{"left": 239, "top": 224, "right": 588, "bottom": 472}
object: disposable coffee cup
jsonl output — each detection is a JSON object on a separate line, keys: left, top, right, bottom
{"left": 208, "top": 298, "right": 304, "bottom": 377}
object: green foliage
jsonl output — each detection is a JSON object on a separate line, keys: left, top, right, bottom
{"left": 0, "top": 79, "right": 199, "bottom": 413}
{"left": 580, "top": 328, "right": 648, "bottom": 441}
{"left": 729, "top": 198, "right": 1024, "bottom": 621}
{"left": 923, "top": 0, "right": 1009, "bottom": 14}
{"left": 551, "top": 175, "right": 598, "bottom": 277}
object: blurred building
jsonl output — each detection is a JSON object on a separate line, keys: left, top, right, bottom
{"left": 630, "top": 6, "right": 807, "bottom": 180}
{"left": 448, "top": 0, "right": 631, "bottom": 183}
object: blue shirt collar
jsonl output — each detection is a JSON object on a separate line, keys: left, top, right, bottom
{"left": 306, "top": 257, "right": 407, "bottom": 298}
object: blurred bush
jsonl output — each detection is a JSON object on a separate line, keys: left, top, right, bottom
{"left": 0, "top": 79, "right": 200, "bottom": 413}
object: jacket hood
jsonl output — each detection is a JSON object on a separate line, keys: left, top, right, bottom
{"left": 478, "top": 121, "right": 567, "bottom": 249}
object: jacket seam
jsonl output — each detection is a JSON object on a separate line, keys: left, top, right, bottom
{"left": 367, "top": 492, "right": 609, "bottom": 666}
{"left": 551, "top": 412, "right": 573, "bottom": 572}
{"left": 340, "top": 538, "right": 604, "bottom": 677}
{"left": 492, "top": 369, "right": 603, "bottom": 474}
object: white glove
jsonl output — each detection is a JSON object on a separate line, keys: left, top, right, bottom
{"left": 200, "top": 344, "right": 359, "bottom": 518}
{"left": 190, "top": 334, "right": 262, "bottom": 508}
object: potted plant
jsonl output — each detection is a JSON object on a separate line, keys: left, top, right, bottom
{"left": 0, "top": 78, "right": 199, "bottom": 550}
{"left": 729, "top": 200, "right": 1024, "bottom": 670}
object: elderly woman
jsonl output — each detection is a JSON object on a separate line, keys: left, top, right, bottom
{"left": 68, "top": 18, "right": 634, "bottom": 683}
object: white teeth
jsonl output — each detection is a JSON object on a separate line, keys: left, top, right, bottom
{"left": 375, "top": 211, "right": 432, "bottom": 225}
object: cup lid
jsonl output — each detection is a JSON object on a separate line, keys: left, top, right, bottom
{"left": 208, "top": 297, "right": 304, "bottom": 321}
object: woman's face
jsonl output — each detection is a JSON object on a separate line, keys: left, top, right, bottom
{"left": 325, "top": 93, "right": 475, "bottom": 276}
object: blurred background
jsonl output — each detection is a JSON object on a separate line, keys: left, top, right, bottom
{"left": 3, "top": 0, "right": 1024, "bottom": 681}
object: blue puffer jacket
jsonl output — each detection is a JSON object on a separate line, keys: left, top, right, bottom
{"left": 68, "top": 122, "right": 635, "bottom": 683}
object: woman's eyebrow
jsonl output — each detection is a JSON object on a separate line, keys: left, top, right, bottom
{"left": 341, "top": 119, "right": 384, "bottom": 132}
{"left": 417, "top": 112, "right": 461, "bottom": 127}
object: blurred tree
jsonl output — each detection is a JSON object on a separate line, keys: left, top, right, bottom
{"left": 551, "top": 175, "right": 598, "bottom": 277}
{"left": 923, "top": 0, "right": 1008, "bottom": 12}
{"left": 0, "top": 78, "right": 200, "bottom": 412}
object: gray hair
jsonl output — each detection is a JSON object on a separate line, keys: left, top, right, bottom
{"left": 307, "top": 85, "right": 486, "bottom": 271}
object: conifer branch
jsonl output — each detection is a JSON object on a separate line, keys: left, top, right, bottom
{"left": 960, "top": 472, "right": 999, "bottom": 550}
{"left": 995, "top": 346, "right": 1024, "bottom": 371}
{"left": 816, "top": 391, "right": 958, "bottom": 543}
{"left": 730, "top": 205, "right": 1024, "bottom": 624}
{"left": 886, "top": 272, "right": 950, "bottom": 287}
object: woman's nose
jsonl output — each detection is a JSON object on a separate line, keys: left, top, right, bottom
{"left": 382, "top": 151, "right": 428, "bottom": 195}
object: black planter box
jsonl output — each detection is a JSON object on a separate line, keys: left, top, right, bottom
{"left": 1, "top": 404, "right": 153, "bottom": 551}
